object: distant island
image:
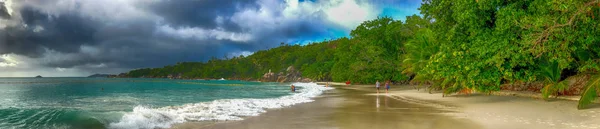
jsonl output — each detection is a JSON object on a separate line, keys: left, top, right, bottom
{"left": 35, "top": 75, "right": 42, "bottom": 78}
{"left": 88, "top": 74, "right": 114, "bottom": 78}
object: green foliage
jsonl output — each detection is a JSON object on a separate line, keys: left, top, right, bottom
{"left": 331, "top": 16, "right": 407, "bottom": 83}
{"left": 578, "top": 75, "right": 600, "bottom": 109}
{"left": 126, "top": 40, "right": 339, "bottom": 81}
{"left": 538, "top": 61, "right": 569, "bottom": 99}
{"left": 418, "top": 0, "right": 600, "bottom": 96}
{"left": 402, "top": 28, "right": 437, "bottom": 80}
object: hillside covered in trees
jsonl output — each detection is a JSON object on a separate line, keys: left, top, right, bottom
{"left": 123, "top": 0, "right": 600, "bottom": 109}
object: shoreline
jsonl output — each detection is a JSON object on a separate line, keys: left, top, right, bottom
{"left": 171, "top": 84, "right": 600, "bottom": 129}
{"left": 170, "top": 87, "right": 345, "bottom": 129}
{"left": 171, "top": 84, "right": 481, "bottom": 129}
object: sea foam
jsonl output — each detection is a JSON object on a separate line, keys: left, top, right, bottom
{"left": 109, "top": 82, "right": 333, "bottom": 129}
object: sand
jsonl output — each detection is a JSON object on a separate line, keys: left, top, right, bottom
{"left": 171, "top": 84, "right": 600, "bottom": 129}
{"left": 348, "top": 85, "right": 600, "bottom": 129}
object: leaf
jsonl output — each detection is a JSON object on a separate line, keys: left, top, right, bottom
{"left": 575, "top": 49, "right": 592, "bottom": 61}
{"left": 578, "top": 75, "right": 600, "bottom": 109}
{"left": 557, "top": 80, "right": 570, "bottom": 92}
{"left": 541, "top": 83, "right": 555, "bottom": 100}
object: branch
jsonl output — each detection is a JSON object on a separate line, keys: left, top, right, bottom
{"left": 532, "top": 1, "right": 599, "bottom": 58}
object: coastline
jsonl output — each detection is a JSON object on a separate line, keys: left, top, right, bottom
{"left": 171, "top": 84, "right": 481, "bottom": 129}
{"left": 171, "top": 89, "right": 344, "bottom": 129}
{"left": 172, "top": 83, "right": 600, "bottom": 129}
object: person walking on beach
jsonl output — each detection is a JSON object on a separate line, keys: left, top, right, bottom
{"left": 376, "top": 80, "right": 381, "bottom": 93}
{"left": 385, "top": 81, "right": 390, "bottom": 93}
{"left": 291, "top": 84, "right": 296, "bottom": 92}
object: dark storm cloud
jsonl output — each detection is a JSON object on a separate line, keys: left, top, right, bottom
{"left": 144, "top": 0, "right": 257, "bottom": 31}
{"left": 1, "top": 7, "right": 99, "bottom": 57}
{"left": 0, "top": 0, "right": 353, "bottom": 75}
{"left": 0, "top": 2, "right": 10, "bottom": 19}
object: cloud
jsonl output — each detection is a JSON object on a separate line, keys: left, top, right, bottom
{"left": 0, "top": 0, "right": 421, "bottom": 77}
{"left": 0, "top": 54, "right": 17, "bottom": 67}
{"left": 143, "top": 0, "right": 256, "bottom": 31}
{"left": 0, "top": 53, "right": 128, "bottom": 77}
{"left": 156, "top": 25, "right": 253, "bottom": 42}
{"left": 0, "top": 2, "right": 10, "bottom": 19}
{"left": 324, "top": 0, "right": 376, "bottom": 29}
{"left": 228, "top": 51, "right": 255, "bottom": 58}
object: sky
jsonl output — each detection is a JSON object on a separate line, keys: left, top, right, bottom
{"left": 0, "top": 0, "right": 422, "bottom": 77}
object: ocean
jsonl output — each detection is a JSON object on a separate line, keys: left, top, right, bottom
{"left": 0, "top": 78, "right": 331, "bottom": 129}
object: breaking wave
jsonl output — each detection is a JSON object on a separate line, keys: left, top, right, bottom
{"left": 108, "top": 82, "right": 333, "bottom": 129}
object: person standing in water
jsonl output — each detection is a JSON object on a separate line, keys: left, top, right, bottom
{"left": 325, "top": 82, "right": 329, "bottom": 87}
{"left": 375, "top": 80, "right": 380, "bottom": 93}
{"left": 291, "top": 84, "right": 296, "bottom": 92}
{"left": 385, "top": 80, "right": 390, "bottom": 93}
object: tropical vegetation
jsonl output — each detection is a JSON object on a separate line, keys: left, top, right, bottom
{"left": 124, "top": 0, "right": 600, "bottom": 109}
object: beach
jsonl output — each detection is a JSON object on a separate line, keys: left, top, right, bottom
{"left": 386, "top": 88, "right": 600, "bottom": 129}
{"left": 172, "top": 84, "right": 600, "bottom": 129}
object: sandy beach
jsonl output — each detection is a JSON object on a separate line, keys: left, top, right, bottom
{"left": 172, "top": 84, "right": 600, "bottom": 129}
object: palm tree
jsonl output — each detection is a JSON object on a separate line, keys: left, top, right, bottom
{"left": 402, "top": 28, "right": 438, "bottom": 90}
{"left": 578, "top": 75, "right": 600, "bottom": 109}
{"left": 538, "top": 61, "right": 569, "bottom": 100}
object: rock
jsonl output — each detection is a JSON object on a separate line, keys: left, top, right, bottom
{"left": 301, "top": 78, "right": 312, "bottom": 82}
{"left": 259, "top": 66, "right": 312, "bottom": 83}
{"left": 499, "top": 74, "right": 595, "bottom": 96}
{"left": 261, "top": 70, "right": 277, "bottom": 82}
{"left": 277, "top": 76, "right": 287, "bottom": 83}
{"left": 175, "top": 73, "right": 183, "bottom": 79}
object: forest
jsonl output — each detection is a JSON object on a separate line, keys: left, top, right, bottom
{"left": 124, "top": 0, "right": 600, "bottom": 109}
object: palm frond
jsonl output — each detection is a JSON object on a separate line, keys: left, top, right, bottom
{"left": 557, "top": 80, "right": 569, "bottom": 93}
{"left": 541, "top": 83, "right": 555, "bottom": 99}
{"left": 578, "top": 75, "right": 600, "bottom": 109}
{"left": 538, "top": 61, "right": 567, "bottom": 100}
{"left": 541, "top": 80, "right": 570, "bottom": 100}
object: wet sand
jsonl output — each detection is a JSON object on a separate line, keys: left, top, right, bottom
{"left": 172, "top": 85, "right": 481, "bottom": 129}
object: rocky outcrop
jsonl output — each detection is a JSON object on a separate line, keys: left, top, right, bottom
{"left": 499, "top": 74, "right": 593, "bottom": 95}
{"left": 167, "top": 73, "right": 183, "bottom": 79}
{"left": 260, "top": 66, "right": 311, "bottom": 82}
{"left": 262, "top": 69, "right": 277, "bottom": 82}
{"left": 109, "top": 73, "right": 128, "bottom": 78}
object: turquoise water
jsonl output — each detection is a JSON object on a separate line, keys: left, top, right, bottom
{"left": 0, "top": 78, "right": 297, "bottom": 129}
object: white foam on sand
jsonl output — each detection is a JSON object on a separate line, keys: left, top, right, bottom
{"left": 108, "top": 82, "right": 333, "bottom": 129}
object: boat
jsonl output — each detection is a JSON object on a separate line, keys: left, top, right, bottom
{"left": 219, "top": 78, "right": 225, "bottom": 80}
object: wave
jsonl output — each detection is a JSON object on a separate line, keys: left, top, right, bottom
{"left": 108, "top": 82, "right": 333, "bottom": 129}
{"left": 0, "top": 108, "right": 107, "bottom": 129}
